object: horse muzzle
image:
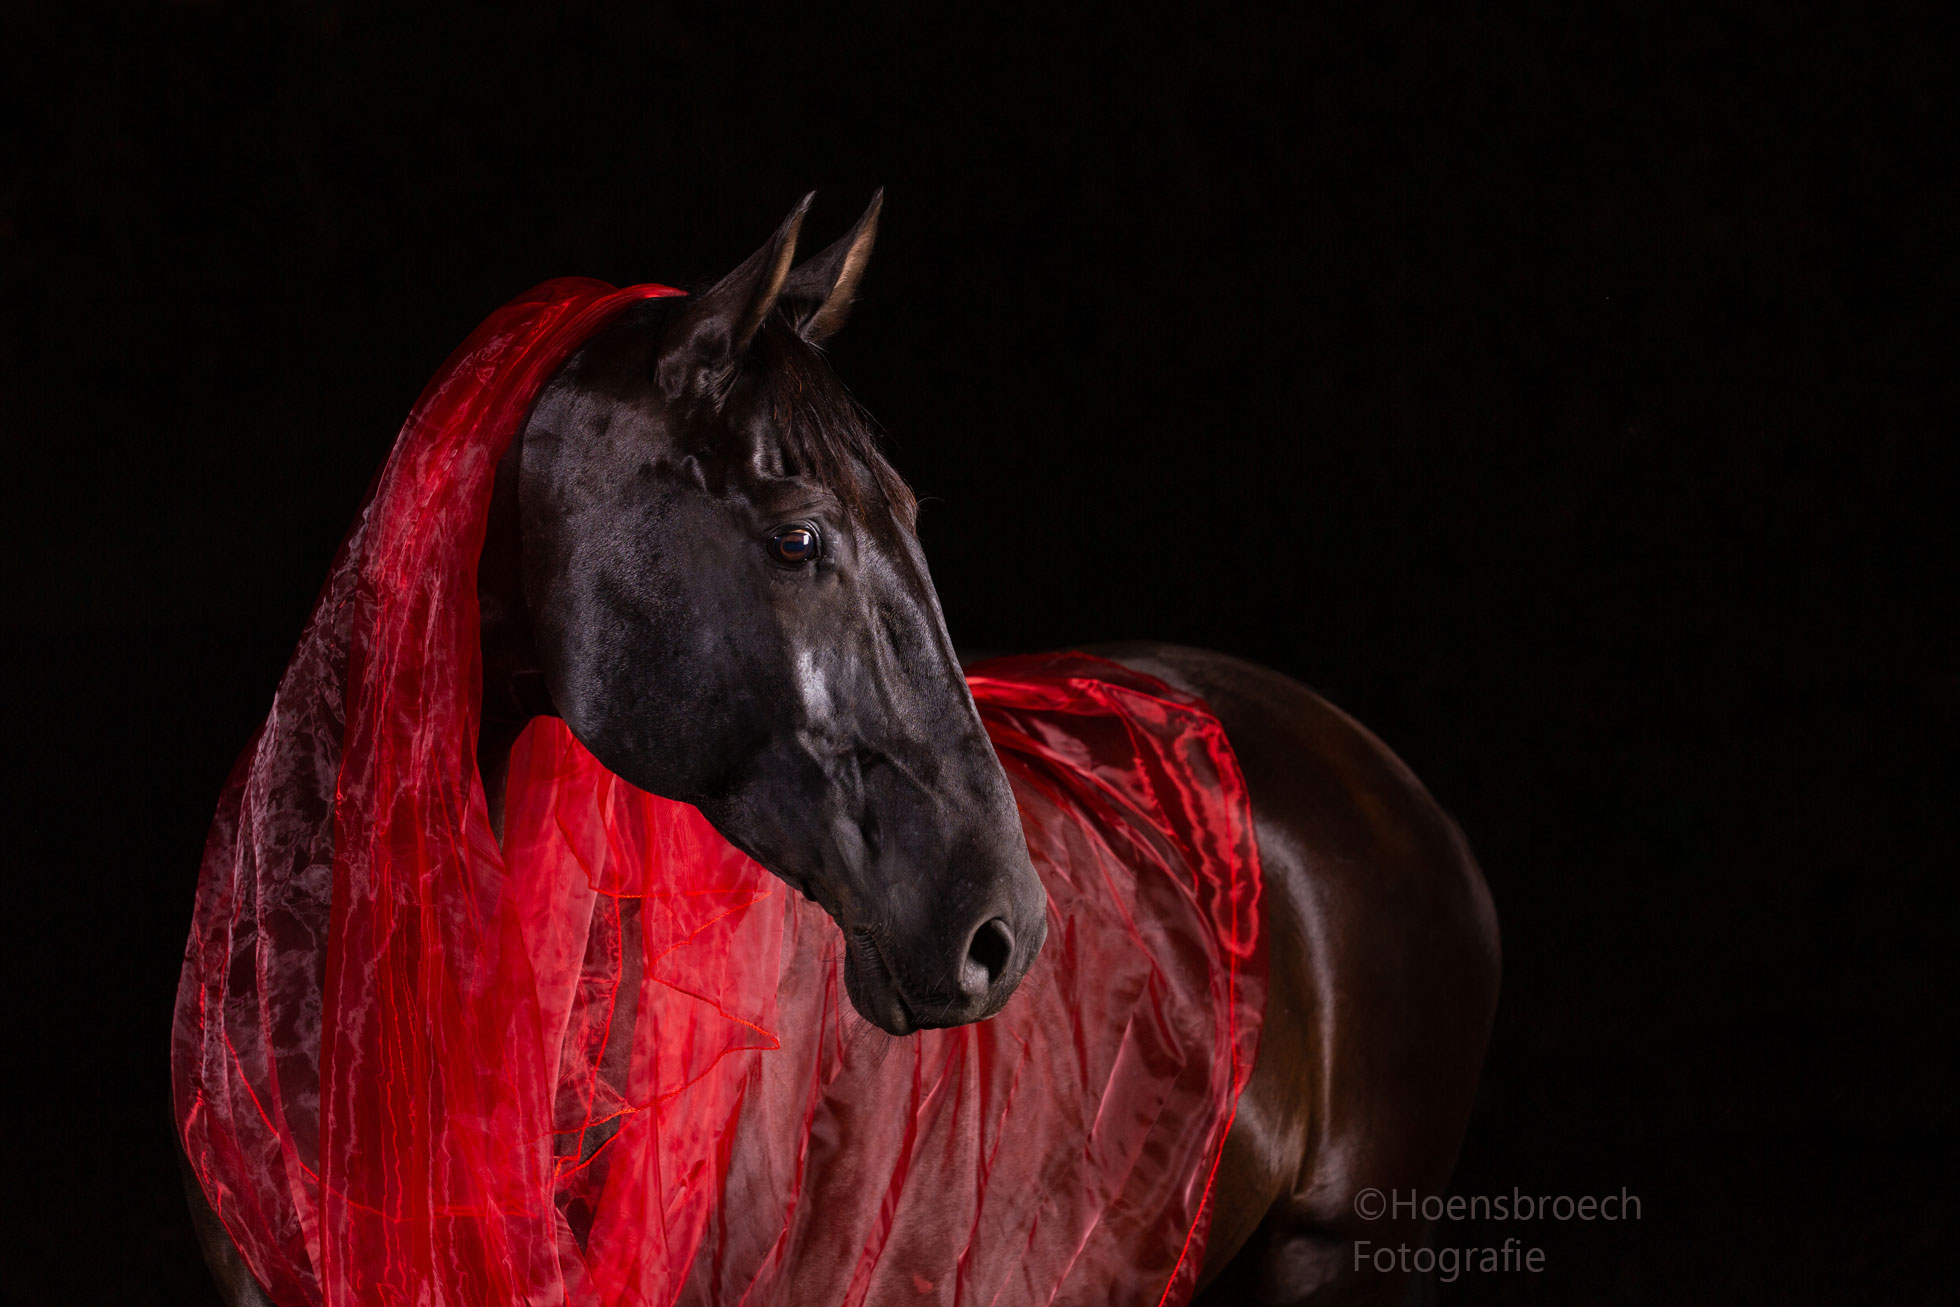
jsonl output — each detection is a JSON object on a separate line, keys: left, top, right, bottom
{"left": 842, "top": 902, "right": 1048, "bottom": 1036}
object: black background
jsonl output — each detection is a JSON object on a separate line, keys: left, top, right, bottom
{"left": 1, "top": 5, "right": 1949, "bottom": 1303}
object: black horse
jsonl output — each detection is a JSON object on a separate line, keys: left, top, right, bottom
{"left": 185, "top": 194, "right": 1499, "bottom": 1305}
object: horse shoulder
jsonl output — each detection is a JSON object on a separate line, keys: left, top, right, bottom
{"left": 1083, "top": 641, "right": 1500, "bottom": 1302}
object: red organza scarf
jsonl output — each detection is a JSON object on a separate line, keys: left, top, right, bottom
{"left": 173, "top": 280, "right": 1265, "bottom": 1306}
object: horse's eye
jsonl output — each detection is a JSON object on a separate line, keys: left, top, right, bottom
{"left": 767, "top": 523, "right": 821, "bottom": 566}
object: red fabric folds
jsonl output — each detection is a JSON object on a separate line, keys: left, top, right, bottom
{"left": 173, "top": 280, "right": 1265, "bottom": 1306}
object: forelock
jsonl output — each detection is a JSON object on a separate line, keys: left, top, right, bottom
{"left": 754, "top": 317, "right": 918, "bottom": 535}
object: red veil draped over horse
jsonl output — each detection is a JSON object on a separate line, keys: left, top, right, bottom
{"left": 173, "top": 280, "right": 1266, "bottom": 1306}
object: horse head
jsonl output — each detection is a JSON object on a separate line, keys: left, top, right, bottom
{"left": 480, "top": 194, "right": 1046, "bottom": 1035}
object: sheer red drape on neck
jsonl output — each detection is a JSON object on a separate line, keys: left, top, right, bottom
{"left": 173, "top": 280, "right": 1265, "bottom": 1306}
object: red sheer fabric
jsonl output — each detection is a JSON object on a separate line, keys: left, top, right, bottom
{"left": 173, "top": 280, "right": 1265, "bottom": 1306}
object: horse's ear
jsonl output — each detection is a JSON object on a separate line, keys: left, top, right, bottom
{"left": 779, "top": 189, "right": 882, "bottom": 343}
{"left": 657, "top": 193, "right": 813, "bottom": 398}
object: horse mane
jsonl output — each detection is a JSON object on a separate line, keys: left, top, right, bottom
{"left": 754, "top": 314, "right": 918, "bottom": 535}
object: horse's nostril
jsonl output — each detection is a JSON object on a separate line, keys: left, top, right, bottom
{"left": 963, "top": 917, "right": 1015, "bottom": 995}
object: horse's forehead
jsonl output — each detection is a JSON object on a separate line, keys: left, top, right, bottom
{"left": 542, "top": 321, "right": 914, "bottom": 541}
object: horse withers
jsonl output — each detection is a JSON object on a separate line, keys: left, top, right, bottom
{"left": 183, "top": 194, "right": 1498, "bottom": 1306}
